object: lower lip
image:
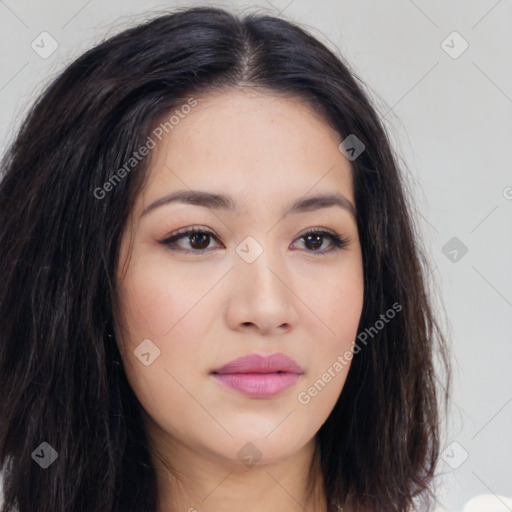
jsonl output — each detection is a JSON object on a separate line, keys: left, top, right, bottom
{"left": 212, "top": 372, "right": 301, "bottom": 398}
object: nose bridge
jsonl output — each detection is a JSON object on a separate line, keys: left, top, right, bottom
{"left": 229, "top": 232, "right": 297, "bottom": 331}
{"left": 235, "top": 233, "right": 288, "bottom": 298}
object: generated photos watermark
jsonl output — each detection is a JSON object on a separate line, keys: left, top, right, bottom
{"left": 93, "top": 97, "right": 198, "bottom": 200}
{"left": 297, "top": 301, "right": 402, "bottom": 405}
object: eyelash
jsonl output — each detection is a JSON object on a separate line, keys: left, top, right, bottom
{"left": 159, "top": 227, "right": 350, "bottom": 255}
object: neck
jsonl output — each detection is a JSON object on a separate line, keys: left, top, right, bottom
{"left": 145, "top": 416, "right": 327, "bottom": 512}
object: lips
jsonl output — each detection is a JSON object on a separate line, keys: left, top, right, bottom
{"left": 210, "top": 353, "right": 303, "bottom": 398}
{"left": 212, "top": 353, "right": 303, "bottom": 375}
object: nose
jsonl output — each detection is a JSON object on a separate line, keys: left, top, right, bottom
{"left": 224, "top": 244, "right": 299, "bottom": 336}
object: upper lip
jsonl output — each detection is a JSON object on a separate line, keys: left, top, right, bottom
{"left": 211, "top": 353, "right": 303, "bottom": 375}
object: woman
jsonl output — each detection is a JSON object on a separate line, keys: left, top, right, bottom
{"left": 0, "top": 6, "right": 450, "bottom": 512}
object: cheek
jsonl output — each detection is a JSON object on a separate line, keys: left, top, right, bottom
{"left": 293, "top": 257, "right": 363, "bottom": 405}
{"left": 328, "top": 275, "right": 364, "bottom": 345}
{"left": 115, "top": 248, "right": 223, "bottom": 396}
{"left": 115, "top": 256, "right": 212, "bottom": 432}
{"left": 295, "top": 253, "right": 364, "bottom": 345}
{"left": 116, "top": 251, "right": 212, "bottom": 341}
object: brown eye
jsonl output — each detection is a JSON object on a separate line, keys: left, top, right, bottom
{"left": 293, "top": 229, "right": 349, "bottom": 254}
{"left": 303, "top": 233, "right": 323, "bottom": 251}
{"left": 160, "top": 228, "right": 221, "bottom": 253}
{"left": 188, "top": 232, "right": 211, "bottom": 250}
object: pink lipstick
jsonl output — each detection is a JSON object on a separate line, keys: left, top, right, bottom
{"left": 210, "top": 353, "right": 303, "bottom": 398}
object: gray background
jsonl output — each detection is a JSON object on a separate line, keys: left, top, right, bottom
{"left": 1, "top": 1, "right": 511, "bottom": 510}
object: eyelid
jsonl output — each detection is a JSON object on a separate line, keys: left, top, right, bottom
{"left": 295, "top": 226, "right": 338, "bottom": 239}
{"left": 163, "top": 225, "right": 217, "bottom": 239}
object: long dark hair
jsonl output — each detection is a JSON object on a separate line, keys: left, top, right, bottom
{"left": 0, "top": 6, "right": 450, "bottom": 512}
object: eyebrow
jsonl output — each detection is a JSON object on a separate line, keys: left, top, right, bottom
{"left": 141, "top": 189, "right": 356, "bottom": 219}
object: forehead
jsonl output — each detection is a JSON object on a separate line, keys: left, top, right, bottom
{"left": 137, "top": 89, "right": 354, "bottom": 213}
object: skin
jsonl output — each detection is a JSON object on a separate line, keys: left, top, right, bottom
{"left": 115, "top": 89, "right": 364, "bottom": 512}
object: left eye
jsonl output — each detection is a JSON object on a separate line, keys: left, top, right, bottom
{"left": 159, "top": 228, "right": 349, "bottom": 254}
{"left": 293, "top": 230, "right": 349, "bottom": 253}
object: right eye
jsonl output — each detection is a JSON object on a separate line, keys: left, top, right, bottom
{"left": 159, "top": 227, "right": 223, "bottom": 253}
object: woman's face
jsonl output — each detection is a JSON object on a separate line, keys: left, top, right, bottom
{"left": 115, "top": 89, "right": 364, "bottom": 468}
